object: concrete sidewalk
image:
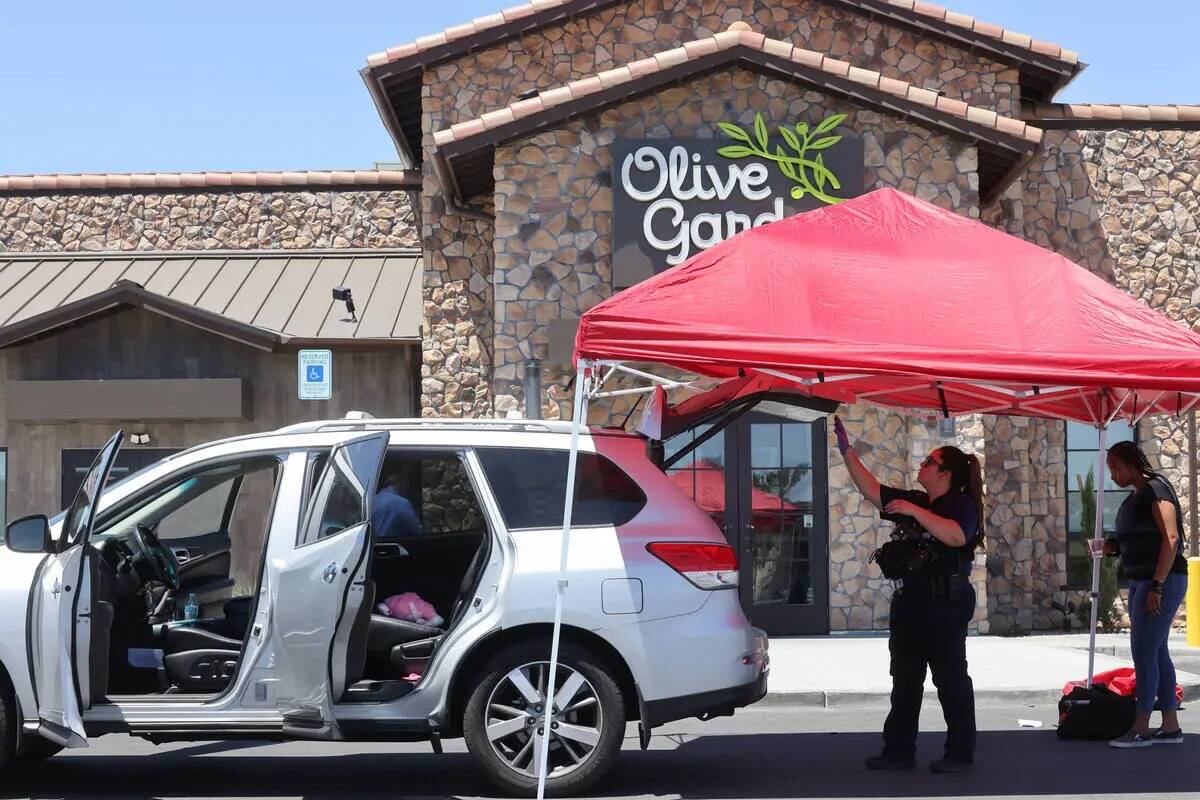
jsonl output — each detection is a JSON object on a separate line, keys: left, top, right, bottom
{"left": 763, "top": 630, "right": 1200, "bottom": 707}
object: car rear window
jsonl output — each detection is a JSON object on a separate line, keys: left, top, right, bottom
{"left": 475, "top": 448, "right": 646, "bottom": 530}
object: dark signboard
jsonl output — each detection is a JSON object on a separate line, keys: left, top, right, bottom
{"left": 612, "top": 112, "right": 865, "bottom": 287}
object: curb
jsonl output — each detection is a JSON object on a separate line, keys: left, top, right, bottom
{"left": 760, "top": 680, "right": 1200, "bottom": 708}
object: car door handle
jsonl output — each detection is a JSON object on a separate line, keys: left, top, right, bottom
{"left": 372, "top": 543, "right": 409, "bottom": 560}
{"left": 322, "top": 563, "right": 338, "bottom": 584}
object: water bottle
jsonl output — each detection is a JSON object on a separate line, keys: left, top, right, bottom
{"left": 184, "top": 593, "right": 199, "bottom": 622}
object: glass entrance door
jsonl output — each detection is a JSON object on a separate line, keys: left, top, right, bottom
{"left": 737, "top": 413, "right": 829, "bottom": 635}
{"left": 665, "top": 412, "right": 829, "bottom": 635}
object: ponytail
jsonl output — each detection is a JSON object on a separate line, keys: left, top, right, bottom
{"left": 938, "top": 446, "right": 986, "bottom": 548}
{"left": 966, "top": 453, "right": 985, "bottom": 548}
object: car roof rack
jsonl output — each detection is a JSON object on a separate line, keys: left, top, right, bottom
{"left": 272, "top": 417, "right": 643, "bottom": 438}
{"left": 273, "top": 417, "right": 566, "bottom": 435}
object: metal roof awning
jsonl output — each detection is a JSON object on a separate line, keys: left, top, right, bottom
{"left": 0, "top": 249, "right": 424, "bottom": 351}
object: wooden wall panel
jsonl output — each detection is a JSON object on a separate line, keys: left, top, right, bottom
{"left": 2, "top": 308, "right": 416, "bottom": 519}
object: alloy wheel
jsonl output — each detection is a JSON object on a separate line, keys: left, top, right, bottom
{"left": 483, "top": 660, "right": 604, "bottom": 779}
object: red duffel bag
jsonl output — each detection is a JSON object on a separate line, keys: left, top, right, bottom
{"left": 1062, "top": 667, "right": 1184, "bottom": 706}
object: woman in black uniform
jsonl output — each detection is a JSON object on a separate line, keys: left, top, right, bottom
{"left": 833, "top": 416, "right": 984, "bottom": 773}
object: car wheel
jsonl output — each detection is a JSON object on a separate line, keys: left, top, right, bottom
{"left": 463, "top": 641, "right": 625, "bottom": 797}
{"left": 15, "top": 736, "right": 63, "bottom": 764}
{"left": 0, "top": 685, "right": 16, "bottom": 770}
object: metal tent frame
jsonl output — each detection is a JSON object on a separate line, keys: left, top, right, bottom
{"left": 535, "top": 359, "right": 1199, "bottom": 798}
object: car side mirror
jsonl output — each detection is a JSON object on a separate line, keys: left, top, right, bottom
{"left": 6, "top": 515, "right": 52, "bottom": 554}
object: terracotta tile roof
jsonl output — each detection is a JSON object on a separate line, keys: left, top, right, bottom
{"left": 1023, "top": 102, "right": 1200, "bottom": 124}
{"left": 431, "top": 28, "right": 1044, "bottom": 149}
{"left": 0, "top": 170, "right": 420, "bottom": 193}
{"left": 365, "top": 0, "right": 1079, "bottom": 71}
{"left": 878, "top": 0, "right": 1078, "bottom": 64}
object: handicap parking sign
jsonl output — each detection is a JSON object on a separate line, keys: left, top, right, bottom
{"left": 298, "top": 350, "right": 332, "bottom": 400}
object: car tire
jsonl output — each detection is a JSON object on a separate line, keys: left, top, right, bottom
{"left": 463, "top": 640, "right": 625, "bottom": 797}
{"left": 0, "top": 685, "right": 16, "bottom": 770}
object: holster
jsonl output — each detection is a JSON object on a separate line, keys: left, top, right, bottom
{"left": 931, "top": 569, "right": 967, "bottom": 601}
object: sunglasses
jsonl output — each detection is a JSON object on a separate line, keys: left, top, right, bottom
{"left": 921, "top": 455, "right": 944, "bottom": 469}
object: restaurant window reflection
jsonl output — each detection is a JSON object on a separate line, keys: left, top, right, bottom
{"left": 665, "top": 424, "right": 728, "bottom": 531}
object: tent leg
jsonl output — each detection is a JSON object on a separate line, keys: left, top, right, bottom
{"left": 1087, "top": 424, "right": 1108, "bottom": 687}
{"left": 537, "top": 360, "right": 590, "bottom": 800}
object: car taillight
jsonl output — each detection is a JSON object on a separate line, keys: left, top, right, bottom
{"left": 647, "top": 542, "right": 739, "bottom": 590}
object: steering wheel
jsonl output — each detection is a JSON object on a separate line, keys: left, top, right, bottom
{"left": 131, "top": 523, "right": 182, "bottom": 590}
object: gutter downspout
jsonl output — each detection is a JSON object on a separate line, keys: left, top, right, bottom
{"left": 431, "top": 150, "right": 494, "bottom": 223}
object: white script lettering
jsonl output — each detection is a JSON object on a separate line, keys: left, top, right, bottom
{"left": 622, "top": 143, "right": 787, "bottom": 265}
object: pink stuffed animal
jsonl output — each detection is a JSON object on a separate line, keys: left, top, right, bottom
{"left": 377, "top": 592, "right": 444, "bottom": 628}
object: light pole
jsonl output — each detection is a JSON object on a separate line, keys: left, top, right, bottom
{"left": 523, "top": 358, "right": 543, "bottom": 420}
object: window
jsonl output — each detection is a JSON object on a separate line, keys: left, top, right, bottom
{"left": 300, "top": 441, "right": 378, "bottom": 545}
{"left": 664, "top": 424, "right": 728, "bottom": 529}
{"left": 476, "top": 448, "right": 646, "bottom": 530}
{"left": 94, "top": 458, "right": 280, "bottom": 594}
{"left": 1065, "top": 420, "right": 1135, "bottom": 587}
{"left": 371, "top": 450, "right": 487, "bottom": 540}
{"left": 154, "top": 477, "right": 240, "bottom": 542}
{"left": 416, "top": 455, "right": 485, "bottom": 536}
{"left": 97, "top": 460, "right": 276, "bottom": 540}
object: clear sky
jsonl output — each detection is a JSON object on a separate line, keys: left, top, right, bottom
{"left": 1, "top": 1, "right": 1195, "bottom": 175}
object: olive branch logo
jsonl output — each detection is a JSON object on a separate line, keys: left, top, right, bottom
{"left": 717, "top": 112, "right": 847, "bottom": 205}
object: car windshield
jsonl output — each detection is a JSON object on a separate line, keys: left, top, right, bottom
{"left": 48, "top": 459, "right": 167, "bottom": 527}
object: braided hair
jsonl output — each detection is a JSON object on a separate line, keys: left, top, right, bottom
{"left": 1107, "top": 440, "right": 1184, "bottom": 552}
{"left": 936, "top": 445, "right": 986, "bottom": 547}
{"left": 1106, "top": 440, "right": 1157, "bottom": 479}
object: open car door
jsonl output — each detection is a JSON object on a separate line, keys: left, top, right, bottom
{"left": 32, "top": 432, "right": 123, "bottom": 748}
{"left": 272, "top": 432, "right": 387, "bottom": 738}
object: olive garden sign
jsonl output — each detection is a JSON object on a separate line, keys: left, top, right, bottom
{"left": 612, "top": 112, "right": 864, "bottom": 287}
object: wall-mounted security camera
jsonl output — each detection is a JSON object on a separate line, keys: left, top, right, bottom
{"left": 332, "top": 287, "right": 357, "bottom": 322}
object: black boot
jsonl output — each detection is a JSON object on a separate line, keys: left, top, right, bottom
{"left": 929, "top": 757, "right": 975, "bottom": 773}
{"left": 865, "top": 753, "right": 916, "bottom": 770}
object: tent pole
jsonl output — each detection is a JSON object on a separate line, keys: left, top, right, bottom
{"left": 1087, "top": 423, "right": 1108, "bottom": 687}
{"left": 537, "top": 359, "right": 590, "bottom": 800}
{"left": 1190, "top": 411, "right": 1198, "bottom": 557}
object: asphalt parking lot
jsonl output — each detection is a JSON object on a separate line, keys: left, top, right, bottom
{"left": 3, "top": 703, "right": 1196, "bottom": 800}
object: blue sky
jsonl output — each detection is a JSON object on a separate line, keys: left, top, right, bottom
{"left": 1, "top": 1, "right": 1195, "bottom": 174}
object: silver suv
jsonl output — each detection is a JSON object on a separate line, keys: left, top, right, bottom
{"left": 0, "top": 417, "right": 768, "bottom": 796}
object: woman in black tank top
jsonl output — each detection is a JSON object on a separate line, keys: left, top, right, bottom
{"left": 1102, "top": 441, "right": 1188, "bottom": 748}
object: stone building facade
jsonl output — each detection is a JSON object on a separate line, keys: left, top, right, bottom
{"left": 3, "top": 0, "right": 1197, "bottom": 635}
{"left": 357, "top": 0, "right": 1200, "bottom": 635}
{"left": 0, "top": 180, "right": 420, "bottom": 253}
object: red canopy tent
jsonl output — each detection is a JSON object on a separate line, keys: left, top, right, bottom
{"left": 533, "top": 188, "right": 1200, "bottom": 795}
{"left": 577, "top": 188, "right": 1200, "bottom": 425}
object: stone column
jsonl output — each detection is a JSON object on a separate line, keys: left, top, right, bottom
{"left": 419, "top": 181, "right": 495, "bottom": 418}
{"left": 827, "top": 403, "right": 912, "bottom": 630}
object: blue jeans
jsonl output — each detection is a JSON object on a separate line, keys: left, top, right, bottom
{"left": 1128, "top": 574, "right": 1188, "bottom": 714}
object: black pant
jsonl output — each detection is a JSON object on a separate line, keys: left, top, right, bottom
{"left": 882, "top": 578, "right": 976, "bottom": 762}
